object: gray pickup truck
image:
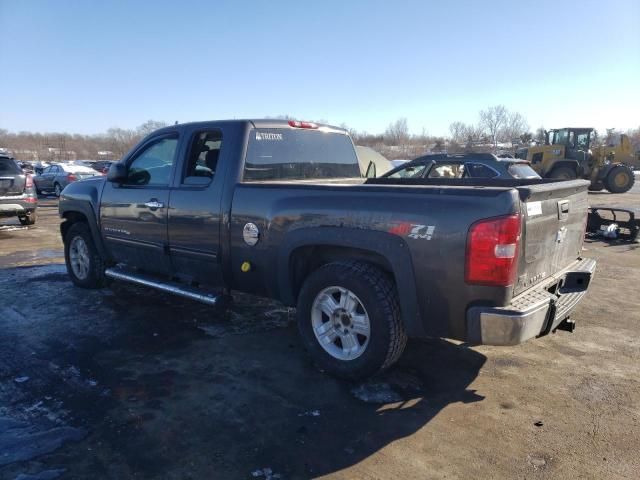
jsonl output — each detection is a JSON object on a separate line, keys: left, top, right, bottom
{"left": 58, "top": 119, "right": 596, "bottom": 379}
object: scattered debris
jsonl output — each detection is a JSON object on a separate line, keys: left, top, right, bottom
{"left": 14, "top": 468, "right": 66, "bottom": 480}
{"left": 251, "top": 467, "right": 281, "bottom": 479}
{"left": 527, "top": 454, "right": 549, "bottom": 470}
{"left": 351, "top": 382, "right": 402, "bottom": 404}
{"left": 297, "top": 410, "right": 320, "bottom": 417}
{"left": 602, "top": 223, "right": 618, "bottom": 239}
{"left": 534, "top": 420, "right": 544, "bottom": 427}
{"left": 14, "top": 376, "right": 30, "bottom": 384}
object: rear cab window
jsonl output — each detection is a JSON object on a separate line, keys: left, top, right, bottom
{"left": 243, "top": 128, "right": 361, "bottom": 182}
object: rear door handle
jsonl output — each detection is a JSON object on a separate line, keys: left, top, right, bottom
{"left": 144, "top": 200, "right": 164, "bottom": 209}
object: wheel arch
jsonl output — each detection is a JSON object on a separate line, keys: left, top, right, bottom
{"left": 545, "top": 160, "right": 580, "bottom": 177}
{"left": 278, "top": 227, "right": 425, "bottom": 337}
{"left": 60, "top": 203, "right": 110, "bottom": 261}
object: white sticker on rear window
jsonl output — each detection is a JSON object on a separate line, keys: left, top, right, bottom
{"left": 255, "top": 132, "right": 283, "bottom": 141}
{"left": 527, "top": 201, "right": 542, "bottom": 217}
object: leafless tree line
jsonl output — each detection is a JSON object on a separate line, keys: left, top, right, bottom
{"left": 0, "top": 120, "right": 167, "bottom": 162}
{"left": 2, "top": 112, "right": 638, "bottom": 163}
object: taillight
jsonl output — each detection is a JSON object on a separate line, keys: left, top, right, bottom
{"left": 465, "top": 214, "right": 521, "bottom": 287}
{"left": 67, "top": 174, "right": 77, "bottom": 181}
{"left": 288, "top": 120, "right": 318, "bottom": 129}
{"left": 25, "top": 174, "right": 34, "bottom": 189}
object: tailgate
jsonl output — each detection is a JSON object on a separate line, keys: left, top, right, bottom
{"left": 0, "top": 158, "right": 26, "bottom": 196}
{"left": 0, "top": 175, "right": 26, "bottom": 196}
{"left": 514, "top": 180, "right": 590, "bottom": 296}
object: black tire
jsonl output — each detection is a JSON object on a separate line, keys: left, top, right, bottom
{"left": 64, "top": 222, "right": 106, "bottom": 289}
{"left": 588, "top": 184, "right": 604, "bottom": 192}
{"left": 604, "top": 165, "right": 635, "bottom": 194}
{"left": 297, "top": 261, "right": 407, "bottom": 380}
{"left": 18, "top": 211, "right": 37, "bottom": 225}
{"left": 549, "top": 167, "right": 577, "bottom": 180}
{"left": 54, "top": 183, "right": 62, "bottom": 197}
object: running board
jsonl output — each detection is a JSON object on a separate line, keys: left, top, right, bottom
{"left": 104, "top": 266, "right": 222, "bottom": 306}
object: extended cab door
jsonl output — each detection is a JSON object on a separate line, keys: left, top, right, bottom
{"left": 167, "top": 128, "right": 225, "bottom": 286}
{"left": 100, "top": 133, "right": 179, "bottom": 275}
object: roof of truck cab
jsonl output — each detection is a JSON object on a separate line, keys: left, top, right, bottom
{"left": 151, "top": 119, "right": 347, "bottom": 135}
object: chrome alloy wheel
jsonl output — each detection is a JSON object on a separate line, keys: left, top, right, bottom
{"left": 311, "top": 286, "right": 371, "bottom": 360}
{"left": 69, "top": 235, "right": 90, "bottom": 280}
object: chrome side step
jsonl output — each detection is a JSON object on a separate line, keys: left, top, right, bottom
{"left": 104, "top": 266, "right": 222, "bottom": 306}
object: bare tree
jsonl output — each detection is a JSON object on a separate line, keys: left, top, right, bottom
{"left": 502, "top": 112, "right": 529, "bottom": 146}
{"left": 384, "top": 118, "right": 409, "bottom": 146}
{"left": 137, "top": 120, "right": 168, "bottom": 137}
{"left": 479, "top": 105, "right": 508, "bottom": 152}
{"left": 534, "top": 127, "right": 546, "bottom": 144}
{"left": 449, "top": 121, "right": 468, "bottom": 145}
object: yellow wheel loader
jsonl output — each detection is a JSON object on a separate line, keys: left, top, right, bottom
{"left": 516, "top": 128, "right": 635, "bottom": 193}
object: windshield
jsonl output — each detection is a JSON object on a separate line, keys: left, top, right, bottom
{"left": 386, "top": 163, "right": 429, "bottom": 178}
{"left": 243, "top": 129, "right": 360, "bottom": 182}
{"left": 552, "top": 129, "right": 569, "bottom": 145}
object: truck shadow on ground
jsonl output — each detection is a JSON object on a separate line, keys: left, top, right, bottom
{"left": 0, "top": 266, "right": 486, "bottom": 479}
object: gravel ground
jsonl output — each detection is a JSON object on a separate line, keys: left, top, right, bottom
{"left": 0, "top": 186, "right": 638, "bottom": 480}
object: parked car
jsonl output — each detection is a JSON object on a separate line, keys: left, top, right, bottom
{"left": 33, "top": 163, "right": 100, "bottom": 196}
{"left": 382, "top": 153, "right": 541, "bottom": 180}
{"left": 90, "top": 160, "right": 114, "bottom": 174}
{"left": 0, "top": 154, "right": 38, "bottom": 225}
{"left": 59, "top": 119, "right": 595, "bottom": 379}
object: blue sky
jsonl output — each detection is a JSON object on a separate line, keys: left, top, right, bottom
{"left": 1, "top": 0, "right": 639, "bottom": 136}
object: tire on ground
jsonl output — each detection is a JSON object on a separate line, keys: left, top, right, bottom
{"left": 549, "top": 166, "right": 577, "bottom": 180}
{"left": 604, "top": 165, "right": 635, "bottom": 194}
{"left": 64, "top": 221, "right": 106, "bottom": 288}
{"left": 18, "top": 211, "right": 37, "bottom": 225}
{"left": 296, "top": 261, "right": 407, "bottom": 380}
{"left": 54, "top": 183, "right": 62, "bottom": 197}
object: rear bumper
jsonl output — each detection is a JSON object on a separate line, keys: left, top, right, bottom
{"left": 0, "top": 195, "right": 38, "bottom": 217}
{"left": 466, "top": 258, "right": 596, "bottom": 346}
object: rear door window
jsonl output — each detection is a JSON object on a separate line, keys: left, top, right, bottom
{"left": 243, "top": 129, "right": 360, "bottom": 181}
{"left": 428, "top": 163, "right": 465, "bottom": 178}
{"left": 183, "top": 130, "right": 223, "bottom": 184}
{"left": 465, "top": 163, "right": 499, "bottom": 178}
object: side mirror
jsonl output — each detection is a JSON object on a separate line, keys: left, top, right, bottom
{"left": 107, "top": 163, "right": 127, "bottom": 183}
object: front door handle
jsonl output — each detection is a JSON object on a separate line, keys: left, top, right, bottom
{"left": 144, "top": 200, "right": 164, "bottom": 209}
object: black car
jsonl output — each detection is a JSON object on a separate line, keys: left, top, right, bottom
{"left": 90, "top": 160, "right": 113, "bottom": 174}
{"left": 382, "top": 153, "right": 541, "bottom": 180}
{"left": 0, "top": 154, "right": 38, "bottom": 225}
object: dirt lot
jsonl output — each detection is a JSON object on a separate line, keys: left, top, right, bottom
{"left": 0, "top": 187, "right": 639, "bottom": 480}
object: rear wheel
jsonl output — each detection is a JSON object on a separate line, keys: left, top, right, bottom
{"left": 604, "top": 165, "right": 635, "bottom": 193}
{"left": 549, "top": 167, "right": 577, "bottom": 180}
{"left": 18, "top": 211, "right": 37, "bottom": 225}
{"left": 297, "top": 261, "right": 407, "bottom": 380}
{"left": 64, "top": 222, "right": 106, "bottom": 288}
{"left": 54, "top": 183, "right": 62, "bottom": 197}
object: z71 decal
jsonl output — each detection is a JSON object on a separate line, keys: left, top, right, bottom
{"left": 389, "top": 223, "right": 436, "bottom": 240}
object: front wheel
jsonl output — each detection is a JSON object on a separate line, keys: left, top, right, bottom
{"left": 64, "top": 222, "right": 106, "bottom": 288}
{"left": 605, "top": 165, "right": 635, "bottom": 193}
{"left": 297, "top": 261, "right": 407, "bottom": 380}
{"left": 549, "top": 167, "right": 577, "bottom": 180}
